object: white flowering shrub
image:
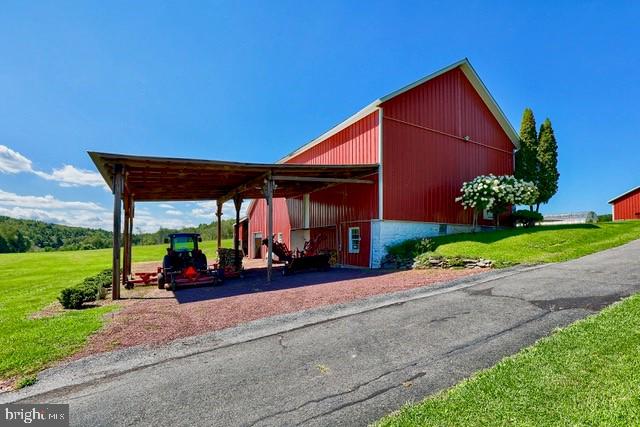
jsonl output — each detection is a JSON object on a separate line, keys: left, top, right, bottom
{"left": 455, "top": 175, "right": 539, "bottom": 227}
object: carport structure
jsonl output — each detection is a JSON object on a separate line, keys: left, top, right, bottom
{"left": 89, "top": 152, "right": 378, "bottom": 299}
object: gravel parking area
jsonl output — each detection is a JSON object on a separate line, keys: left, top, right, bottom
{"left": 76, "top": 265, "right": 482, "bottom": 357}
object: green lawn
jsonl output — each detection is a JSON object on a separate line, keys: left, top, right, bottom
{"left": 429, "top": 221, "right": 640, "bottom": 266}
{"left": 0, "top": 239, "right": 232, "bottom": 382}
{"left": 377, "top": 292, "right": 640, "bottom": 426}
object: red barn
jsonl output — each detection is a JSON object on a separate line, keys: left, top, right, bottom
{"left": 248, "top": 58, "right": 519, "bottom": 267}
{"left": 609, "top": 186, "right": 640, "bottom": 221}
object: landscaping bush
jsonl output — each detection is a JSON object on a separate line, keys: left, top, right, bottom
{"left": 383, "top": 238, "right": 436, "bottom": 267}
{"left": 58, "top": 269, "right": 112, "bottom": 309}
{"left": 386, "top": 238, "right": 435, "bottom": 259}
{"left": 512, "top": 210, "right": 544, "bottom": 227}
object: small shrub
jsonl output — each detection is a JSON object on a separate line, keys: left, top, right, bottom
{"left": 512, "top": 210, "right": 543, "bottom": 227}
{"left": 386, "top": 238, "right": 436, "bottom": 260}
{"left": 383, "top": 238, "right": 437, "bottom": 268}
{"left": 58, "top": 269, "right": 112, "bottom": 309}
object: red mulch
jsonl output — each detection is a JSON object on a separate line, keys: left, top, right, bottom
{"left": 75, "top": 265, "right": 481, "bottom": 358}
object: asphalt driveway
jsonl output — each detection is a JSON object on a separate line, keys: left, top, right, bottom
{"left": 3, "top": 239, "right": 640, "bottom": 426}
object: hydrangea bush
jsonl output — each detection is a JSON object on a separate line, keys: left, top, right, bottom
{"left": 455, "top": 175, "right": 539, "bottom": 228}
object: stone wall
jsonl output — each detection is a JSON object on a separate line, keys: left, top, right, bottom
{"left": 370, "top": 220, "right": 486, "bottom": 268}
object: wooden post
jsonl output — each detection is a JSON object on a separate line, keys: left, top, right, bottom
{"left": 122, "top": 196, "right": 130, "bottom": 287}
{"left": 265, "top": 176, "right": 274, "bottom": 282}
{"left": 112, "top": 165, "right": 123, "bottom": 300}
{"left": 216, "top": 200, "right": 223, "bottom": 250}
{"left": 233, "top": 195, "right": 242, "bottom": 269}
{"left": 127, "top": 198, "right": 134, "bottom": 277}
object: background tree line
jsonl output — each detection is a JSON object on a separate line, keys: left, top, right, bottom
{"left": 0, "top": 216, "right": 237, "bottom": 253}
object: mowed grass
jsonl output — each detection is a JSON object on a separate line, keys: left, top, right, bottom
{"left": 377, "top": 292, "right": 640, "bottom": 426}
{"left": 0, "top": 239, "right": 232, "bottom": 382}
{"left": 430, "top": 221, "right": 640, "bottom": 266}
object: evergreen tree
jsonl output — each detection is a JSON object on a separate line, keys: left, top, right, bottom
{"left": 515, "top": 108, "right": 538, "bottom": 210}
{"left": 536, "top": 118, "right": 560, "bottom": 211}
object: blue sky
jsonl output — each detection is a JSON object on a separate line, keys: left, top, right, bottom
{"left": 0, "top": 1, "right": 638, "bottom": 231}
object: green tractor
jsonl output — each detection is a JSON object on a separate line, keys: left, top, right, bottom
{"left": 157, "top": 233, "right": 222, "bottom": 291}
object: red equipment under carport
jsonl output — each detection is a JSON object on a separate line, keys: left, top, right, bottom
{"left": 264, "top": 234, "right": 330, "bottom": 275}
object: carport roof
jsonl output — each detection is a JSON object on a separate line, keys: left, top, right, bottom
{"left": 89, "top": 151, "right": 378, "bottom": 202}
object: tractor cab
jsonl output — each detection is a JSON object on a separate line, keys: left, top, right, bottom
{"left": 164, "top": 233, "right": 207, "bottom": 271}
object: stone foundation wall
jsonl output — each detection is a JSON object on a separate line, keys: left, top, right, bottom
{"left": 370, "top": 220, "right": 489, "bottom": 268}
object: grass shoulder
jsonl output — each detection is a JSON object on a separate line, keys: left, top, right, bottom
{"left": 377, "top": 291, "right": 640, "bottom": 426}
{"left": 387, "top": 221, "right": 640, "bottom": 268}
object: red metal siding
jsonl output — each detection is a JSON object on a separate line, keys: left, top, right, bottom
{"left": 339, "top": 221, "right": 371, "bottom": 267}
{"left": 286, "top": 112, "right": 379, "bottom": 164}
{"left": 310, "top": 226, "right": 338, "bottom": 252}
{"left": 613, "top": 189, "right": 640, "bottom": 220}
{"left": 250, "top": 178, "right": 378, "bottom": 266}
{"left": 247, "top": 198, "right": 292, "bottom": 259}
{"left": 308, "top": 179, "right": 378, "bottom": 228}
{"left": 247, "top": 111, "right": 380, "bottom": 265}
{"left": 381, "top": 67, "right": 514, "bottom": 224}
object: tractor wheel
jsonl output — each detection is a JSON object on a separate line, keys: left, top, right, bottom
{"left": 157, "top": 273, "right": 165, "bottom": 289}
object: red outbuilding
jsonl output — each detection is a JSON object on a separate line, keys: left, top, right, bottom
{"left": 609, "top": 186, "right": 640, "bottom": 221}
{"left": 248, "top": 58, "right": 520, "bottom": 267}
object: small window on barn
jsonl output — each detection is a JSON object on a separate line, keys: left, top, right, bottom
{"left": 277, "top": 232, "right": 283, "bottom": 243}
{"left": 483, "top": 209, "right": 494, "bottom": 221}
{"left": 348, "top": 227, "right": 361, "bottom": 254}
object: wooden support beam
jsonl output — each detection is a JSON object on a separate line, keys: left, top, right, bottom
{"left": 233, "top": 195, "right": 242, "bottom": 269}
{"left": 122, "top": 202, "right": 130, "bottom": 287}
{"left": 218, "top": 172, "right": 270, "bottom": 204}
{"left": 271, "top": 175, "right": 374, "bottom": 184}
{"left": 126, "top": 198, "right": 134, "bottom": 277}
{"left": 216, "top": 200, "right": 223, "bottom": 250}
{"left": 263, "top": 176, "right": 274, "bottom": 282}
{"left": 112, "top": 165, "right": 123, "bottom": 300}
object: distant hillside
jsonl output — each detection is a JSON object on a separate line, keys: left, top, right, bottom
{"left": 0, "top": 216, "right": 112, "bottom": 253}
{"left": 0, "top": 216, "right": 236, "bottom": 253}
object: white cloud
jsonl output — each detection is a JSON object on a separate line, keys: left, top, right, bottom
{"left": 133, "top": 209, "right": 196, "bottom": 233}
{"left": 33, "top": 165, "right": 106, "bottom": 187}
{"left": 0, "top": 145, "right": 33, "bottom": 173}
{"left": 191, "top": 200, "right": 248, "bottom": 219}
{"left": 0, "top": 188, "right": 201, "bottom": 233}
{"left": 0, "top": 189, "right": 104, "bottom": 210}
{"left": 158, "top": 203, "right": 174, "bottom": 209}
{"left": 165, "top": 209, "right": 182, "bottom": 216}
{"left": 0, "top": 144, "right": 106, "bottom": 188}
